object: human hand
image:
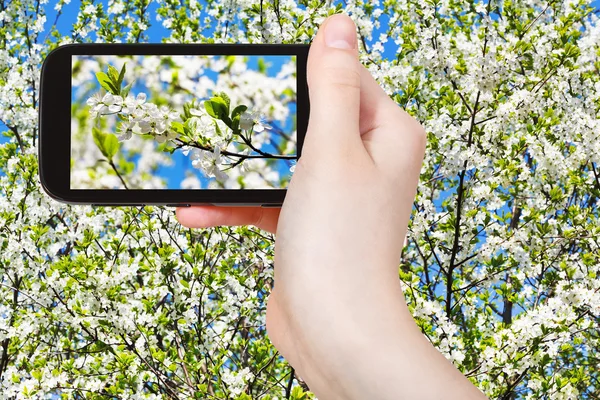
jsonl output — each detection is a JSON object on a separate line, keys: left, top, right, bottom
{"left": 177, "top": 13, "right": 486, "bottom": 400}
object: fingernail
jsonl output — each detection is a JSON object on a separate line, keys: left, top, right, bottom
{"left": 324, "top": 15, "right": 357, "bottom": 50}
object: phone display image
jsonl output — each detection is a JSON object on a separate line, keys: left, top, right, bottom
{"left": 70, "top": 54, "right": 298, "bottom": 190}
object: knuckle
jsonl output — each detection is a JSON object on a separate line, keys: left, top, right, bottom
{"left": 391, "top": 107, "right": 427, "bottom": 149}
{"left": 412, "top": 121, "right": 427, "bottom": 148}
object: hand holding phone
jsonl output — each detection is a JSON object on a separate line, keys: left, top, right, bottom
{"left": 177, "top": 13, "right": 486, "bottom": 400}
{"left": 38, "top": 44, "right": 309, "bottom": 206}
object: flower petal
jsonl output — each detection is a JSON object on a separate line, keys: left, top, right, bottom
{"left": 102, "top": 93, "right": 114, "bottom": 104}
{"left": 117, "top": 131, "right": 133, "bottom": 142}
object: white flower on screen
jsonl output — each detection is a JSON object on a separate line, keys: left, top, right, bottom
{"left": 239, "top": 148, "right": 251, "bottom": 172}
{"left": 122, "top": 93, "right": 147, "bottom": 114}
{"left": 102, "top": 93, "right": 114, "bottom": 104}
{"left": 136, "top": 92, "right": 147, "bottom": 104}
{"left": 86, "top": 93, "right": 102, "bottom": 108}
{"left": 86, "top": 93, "right": 109, "bottom": 117}
{"left": 133, "top": 120, "right": 151, "bottom": 134}
{"left": 190, "top": 146, "right": 228, "bottom": 181}
{"left": 189, "top": 107, "right": 204, "bottom": 117}
{"left": 239, "top": 111, "right": 272, "bottom": 133}
{"left": 117, "top": 121, "right": 134, "bottom": 141}
{"left": 155, "top": 120, "right": 168, "bottom": 134}
{"left": 166, "top": 129, "right": 179, "bottom": 140}
{"left": 107, "top": 95, "right": 123, "bottom": 113}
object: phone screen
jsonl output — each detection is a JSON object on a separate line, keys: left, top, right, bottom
{"left": 70, "top": 55, "right": 297, "bottom": 190}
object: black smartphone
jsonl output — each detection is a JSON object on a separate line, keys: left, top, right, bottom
{"left": 38, "top": 43, "right": 310, "bottom": 207}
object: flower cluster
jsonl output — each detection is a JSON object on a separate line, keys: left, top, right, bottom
{"left": 81, "top": 57, "right": 296, "bottom": 189}
{"left": 182, "top": 145, "right": 228, "bottom": 181}
{"left": 87, "top": 92, "right": 181, "bottom": 143}
{"left": 239, "top": 111, "right": 272, "bottom": 133}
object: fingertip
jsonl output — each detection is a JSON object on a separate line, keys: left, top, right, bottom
{"left": 175, "top": 206, "right": 218, "bottom": 228}
{"left": 322, "top": 13, "right": 358, "bottom": 50}
{"left": 303, "top": 13, "right": 363, "bottom": 163}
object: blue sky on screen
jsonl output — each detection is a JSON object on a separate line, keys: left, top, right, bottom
{"left": 71, "top": 53, "right": 296, "bottom": 189}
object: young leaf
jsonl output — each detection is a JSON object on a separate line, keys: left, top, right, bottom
{"left": 226, "top": 55, "right": 236, "bottom": 69}
{"left": 95, "top": 71, "right": 118, "bottom": 94}
{"left": 104, "top": 134, "right": 119, "bottom": 159}
{"left": 117, "top": 63, "right": 127, "bottom": 89}
{"left": 92, "top": 128, "right": 119, "bottom": 159}
{"left": 107, "top": 65, "right": 120, "bottom": 85}
{"left": 216, "top": 92, "right": 231, "bottom": 113}
{"left": 231, "top": 105, "right": 247, "bottom": 131}
{"left": 183, "top": 102, "right": 192, "bottom": 120}
{"left": 258, "top": 57, "right": 267, "bottom": 74}
{"left": 214, "top": 120, "right": 222, "bottom": 136}
{"left": 92, "top": 127, "right": 108, "bottom": 158}
{"left": 222, "top": 115, "right": 232, "bottom": 128}
{"left": 232, "top": 115, "right": 241, "bottom": 131}
{"left": 121, "top": 82, "right": 133, "bottom": 98}
{"left": 170, "top": 121, "right": 185, "bottom": 134}
{"left": 204, "top": 100, "right": 217, "bottom": 118}
{"left": 210, "top": 97, "right": 229, "bottom": 119}
{"left": 231, "top": 105, "right": 248, "bottom": 119}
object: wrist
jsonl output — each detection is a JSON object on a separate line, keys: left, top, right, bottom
{"left": 299, "top": 289, "right": 422, "bottom": 399}
{"left": 298, "top": 287, "right": 486, "bottom": 400}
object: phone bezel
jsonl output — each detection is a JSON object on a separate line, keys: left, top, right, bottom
{"left": 39, "top": 43, "right": 309, "bottom": 206}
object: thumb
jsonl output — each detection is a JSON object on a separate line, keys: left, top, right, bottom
{"left": 301, "top": 14, "right": 363, "bottom": 165}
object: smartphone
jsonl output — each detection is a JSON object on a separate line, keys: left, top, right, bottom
{"left": 38, "top": 43, "right": 310, "bottom": 207}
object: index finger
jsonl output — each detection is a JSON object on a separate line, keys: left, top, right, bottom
{"left": 175, "top": 206, "right": 281, "bottom": 234}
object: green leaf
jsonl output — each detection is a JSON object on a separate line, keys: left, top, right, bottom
{"left": 170, "top": 121, "right": 185, "bottom": 134}
{"left": 232, "top": 115, "right": 241, "bottom": 131}
{"left": 216, "top": 92, "right": 231, "bottom": 113}
{"left": 213, "top": 121, "right": 221, "bottom": 138}
{"left": 204, "top": 100, "right": 217, "bottom": 118}
{"left": 121, "top": 82, "right": 133, "bottom": 98}
{"left": 92, "top": 127, "right": 107, "bottom": 156}
{"left": 212, "top": 95, "right": 230, "bottom": 119}
{"left": 231, "top": 105, "right": 248, "bottom": 131}
{"left": 226, "top": 55, "right": 236, "bottom": 69}
{"left": 291, "top": 386, "right": 307, "bottom": 400}
{"left": 95, "top": 71, "right": 119, "bottom": 94}
{"left": 104, "top": 134, "right": 119, "bottom": 159}
{"left": 92, "top": 128, "right": 119, "bottom": 159}
{"left": 117, "top": 63, "right": 127, "bottom": 89}
{"left": 107, "top": 65, "right": 120, "bottom": 84}
{"left": 205, "top": 97, "right": 228, "bottom": 120}
{"left": 183, "top": 102, "right": 192, "bottom": 120}
{"left": 258, "top": 57, "right": 267, "bottom": 74}
{"left": 231, "top": 105, "right": 248, "bottom": 119}
{"left": 32, "top": 369, "right": 43, "bottom": 381}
